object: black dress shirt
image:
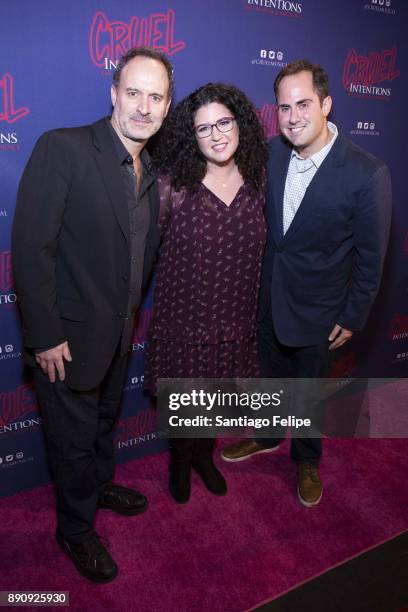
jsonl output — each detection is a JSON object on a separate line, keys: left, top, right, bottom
{"left": 108, "top": 120, "right": 154, "bottom": 353}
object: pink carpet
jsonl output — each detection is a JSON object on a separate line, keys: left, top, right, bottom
{"left": 0, "top": 439, "right": 407, "bottom": 611}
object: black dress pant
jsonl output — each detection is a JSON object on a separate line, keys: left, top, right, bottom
{"left": 256, "top": 306, "right": 332, "bottom": 464}
{"left": 33, "top": 347, "right": 128, "bottom": 542}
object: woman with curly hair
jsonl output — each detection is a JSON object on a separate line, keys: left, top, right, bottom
{"left": 145, "top": 82, "right": 268, "bottom": 503}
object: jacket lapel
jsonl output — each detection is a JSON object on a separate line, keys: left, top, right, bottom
{"left": 267, "top": 142, "right": 291, "bottom": 244}
{"left": 91, "top": 118, "right": 129, "bottom": 244}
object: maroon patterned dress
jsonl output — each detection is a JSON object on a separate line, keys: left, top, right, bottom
{"left": 144, "top": 173, "right": 266, "bottom": 393}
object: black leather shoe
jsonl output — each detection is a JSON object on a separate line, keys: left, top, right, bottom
{"left": 169, "top": 461, "right": 191, "bottom": 503}
{"left": 98, "top": 483, "right": 148, "bottom": 515}
{"left": 193, "top": 440, "right": 227, "bottom": 496}
{"left": 56, "top": 530, "right": 118, "bottom": 583}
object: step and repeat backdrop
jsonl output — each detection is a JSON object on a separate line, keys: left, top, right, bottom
{"left": 1, "top": 0, "right": 407, "bottom": 497}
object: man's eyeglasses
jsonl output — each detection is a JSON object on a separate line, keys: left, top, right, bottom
{"left": 194, "top": 117, "right": 236, "bottom": 139}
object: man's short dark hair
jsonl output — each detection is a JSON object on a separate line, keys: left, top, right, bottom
{"left": 274, "top": 59, "right": 329, "bottom": 104}
{"left": 112, "top": 47, "right": 173, "bottom": 98}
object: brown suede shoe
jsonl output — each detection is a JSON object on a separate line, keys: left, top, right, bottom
{"left": 297, "top": 462, "right": 323, "bottom": 507}
{"left": 221, "top": 440, "right": 280, "bottom": 462}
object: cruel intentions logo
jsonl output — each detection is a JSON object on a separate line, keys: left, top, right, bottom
{"left": 257, "top": 104, "right": 280, "bottom": 139}
{"left": 89, "top": 10, "right": 186, "bottom": 71}
{"left": 0, "top": 74, "right": 29, "bottom": 151}
{"left": 244, "top": 0, "right": 302, "bottom": 18}
{"left": 389, "top": 315, "right": 408, "bottom": 342}
{"left": 343, "top": 47, "right": 400, "bottom": 99}
{"left": 115, "top": 407, "right": 159, "bottom": 449}
{"left": 0, "top": 250, "right": 17, "bottom": 308}
{"left": 0, "top": 384, "right": 40, "bottom": 435}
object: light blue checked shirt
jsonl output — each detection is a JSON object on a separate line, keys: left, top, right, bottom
{"left": 283, "top": 122, "right": 338, "bottom": 234}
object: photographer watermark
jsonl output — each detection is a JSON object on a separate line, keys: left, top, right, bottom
{"left": 157, "top": 378, "right": 407, "bottom": 438}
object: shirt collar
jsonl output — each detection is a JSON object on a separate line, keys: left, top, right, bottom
{"left": 291, "top": 121, "right": 338, "bottom": 169}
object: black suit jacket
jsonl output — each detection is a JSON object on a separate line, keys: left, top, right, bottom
{"left": 258, "top": 133, "right": 392, "bottom": 346}
{"left": 12, "top": 117, "right": 160, "bottom": 390}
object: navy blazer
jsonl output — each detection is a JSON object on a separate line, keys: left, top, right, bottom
{"left": 12, "top": 118, "right": 160, "bottom": 390}
{"left": 258, "top": 133, "right": 392, "bottom": 346}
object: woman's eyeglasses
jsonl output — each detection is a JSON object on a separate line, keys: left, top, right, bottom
{"left": 194, "top": 117, "right": 236, "bottom": 139}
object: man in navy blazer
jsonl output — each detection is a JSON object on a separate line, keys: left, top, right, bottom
{"left": 222, "top": 60, "right": 392, "bottom": 506}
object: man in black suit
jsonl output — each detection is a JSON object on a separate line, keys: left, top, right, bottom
{"left": 12, "top": 47, "right": 172, "bottom": 582}
{"left": 222, "top": 60, "right": 391, "bottom": 506}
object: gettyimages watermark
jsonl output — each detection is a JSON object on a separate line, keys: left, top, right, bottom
{"left": 157, "top": 378, "right": 407, "bottom": 438}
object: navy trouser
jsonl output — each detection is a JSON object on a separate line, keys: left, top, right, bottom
{"left": 256, "top": 306, "right": 332, "bottom": 464}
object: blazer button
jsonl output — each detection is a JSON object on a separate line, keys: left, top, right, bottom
{"left": 122, "top": 275, "right": 128, "bottom": 282}
{"left": 117, "top": 312, "right": 128, "bottom": 319}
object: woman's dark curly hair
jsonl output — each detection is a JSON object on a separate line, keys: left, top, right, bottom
{"left": 153, "top": 82, "right": 267, "bottom": 192}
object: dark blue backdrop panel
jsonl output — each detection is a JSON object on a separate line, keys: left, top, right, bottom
{"left": 1, "top": 0, "right": 407, "bottom": 497}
